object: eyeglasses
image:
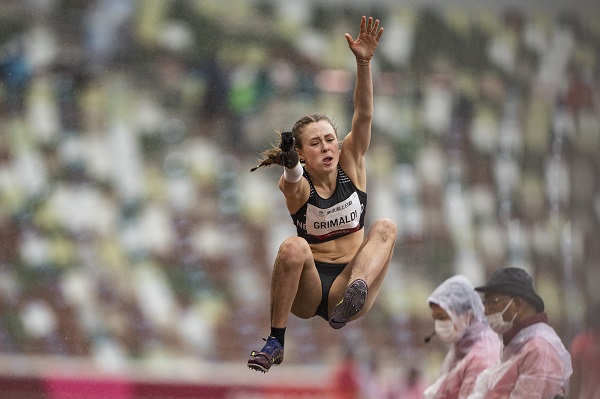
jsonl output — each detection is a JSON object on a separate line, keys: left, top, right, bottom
{"left": 482, "top": 295, "right": 512, "bottom": 307}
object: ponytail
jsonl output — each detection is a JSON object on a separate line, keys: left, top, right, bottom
{"left": 250, "top": 132, "right": 290, "bottom": 172}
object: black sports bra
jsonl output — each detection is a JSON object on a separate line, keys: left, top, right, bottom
{"left": 290, "top": 166, "right": 367, "bottom": 244}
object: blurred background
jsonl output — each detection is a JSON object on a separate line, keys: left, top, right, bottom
{"left": 0, "top": 0, "right": 598, "bottom": 397}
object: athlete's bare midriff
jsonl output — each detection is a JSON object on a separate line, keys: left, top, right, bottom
{"left": 310, "top": 229, "right": 365, "bottom": 264}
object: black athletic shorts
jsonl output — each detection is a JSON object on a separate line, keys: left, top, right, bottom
{"left": 314, "top": 261, "right": 347, "bottom": 320}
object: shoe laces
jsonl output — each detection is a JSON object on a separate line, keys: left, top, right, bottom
{"left": 261, "top": 336, "right": 282, "bottom": 354}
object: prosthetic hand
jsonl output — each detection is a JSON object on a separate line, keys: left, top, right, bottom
{"left": 249, "top": 131, "right": 300, "bottom": 173}
{"left": 279, "top": 132, "right": 299, "bottom": 168}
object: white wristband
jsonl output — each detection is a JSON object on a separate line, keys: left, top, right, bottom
{"left": 283, "top": 162, "right": 303, "bottom": 183}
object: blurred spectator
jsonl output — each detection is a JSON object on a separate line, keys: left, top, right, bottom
{"left": 390, "top": 366, "right": 427, "bottom": 399}
{"left": 331, "top": 347, "right": 362, "bottom": 399}
{"left": 362, "top": 354, "right": 390, "bottom": 399}
{"left": 568, "top": 302, "right": 600, "bottom": 399}
{"left": 0, "top": 36, "right": 30, "bottom": 114}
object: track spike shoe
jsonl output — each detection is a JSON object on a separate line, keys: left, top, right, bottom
{"left": 247, "top": 336, "right": 284, "bottom": 373}
{"left": 329, "top": 279, "right": 368, "bottom": 329}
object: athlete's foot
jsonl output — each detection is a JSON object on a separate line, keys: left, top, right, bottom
{"left": 247, "top": 336, "right": 284, "bottom": 373}
{"left": 329, "top": 279, "right": 368, "bottom": 329}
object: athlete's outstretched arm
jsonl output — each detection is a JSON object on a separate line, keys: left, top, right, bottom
{"left": 342, "top": 16, "right": 383, "bottom": 161}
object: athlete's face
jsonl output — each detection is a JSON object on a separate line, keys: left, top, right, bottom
{"left": 297, "top": 121, "right": 339, "bottom": 173}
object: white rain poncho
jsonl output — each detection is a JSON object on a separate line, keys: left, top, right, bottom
{"left": 467, "top": 321, "right": 572, "bottom": 399}
{"left": 424, "top": 275, "right": 502, "bottom": 399}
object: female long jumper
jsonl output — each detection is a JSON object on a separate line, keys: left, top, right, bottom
{"left": 248, "top": 16, "right": 396, "bottom": 373}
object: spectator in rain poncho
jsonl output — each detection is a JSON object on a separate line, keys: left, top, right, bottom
{"left": 424, "top": 275, "right": 502, "bottom": 399}
{"left": 469, "top": 267, "right": 572, "bottom": 399}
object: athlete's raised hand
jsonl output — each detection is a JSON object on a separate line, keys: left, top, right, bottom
{"left": 344, "top": 16, "right": 383, "bottom": 61}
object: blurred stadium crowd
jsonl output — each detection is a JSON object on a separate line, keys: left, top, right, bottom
{"left": 0, "top": 0, "right": 599, "bottom": 378}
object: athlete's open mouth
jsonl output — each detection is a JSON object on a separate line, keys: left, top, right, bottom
{"left": 323, "top": 156, "right": 333, "bottom": 164}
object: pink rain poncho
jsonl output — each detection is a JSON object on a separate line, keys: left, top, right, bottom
{"left": 424, "top": 275, "right": 502, "bottom": 399}
{"left": 467, "top": 320, "right": 572, "bottom": 399}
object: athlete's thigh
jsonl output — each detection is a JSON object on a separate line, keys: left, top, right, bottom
{"left": 290, "top": 257, "right": 323, "bottom": 319}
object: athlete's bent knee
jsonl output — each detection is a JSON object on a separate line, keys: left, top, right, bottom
{"left": 277, "top": 236, "right": 310, "bottom": 266}
{"left": 372, "top": 218, "right": 397, "bottom": 243}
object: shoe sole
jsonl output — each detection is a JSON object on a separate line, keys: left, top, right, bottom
{"left": 329, "top": 279, "right": 368, "bottom": 329}
{"left": 247, "top": 350, "right": 283, "bottom": 373}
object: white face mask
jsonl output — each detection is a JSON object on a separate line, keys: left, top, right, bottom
{"left": 435, "top": 319, "right": 462, "bottom": 343}
{"left": 486, "top": 298, "right": 517, "bottom": 335}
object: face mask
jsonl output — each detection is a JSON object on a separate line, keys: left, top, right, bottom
{"left": 486, "top": 298, "right": 517, "bottom": 335}
{"left": 435, "top": 319, "right": 462, "bottom": 343}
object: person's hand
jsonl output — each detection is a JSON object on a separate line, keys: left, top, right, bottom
{"left": 345, "top": 16, "right": 383, "bottom": 62}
